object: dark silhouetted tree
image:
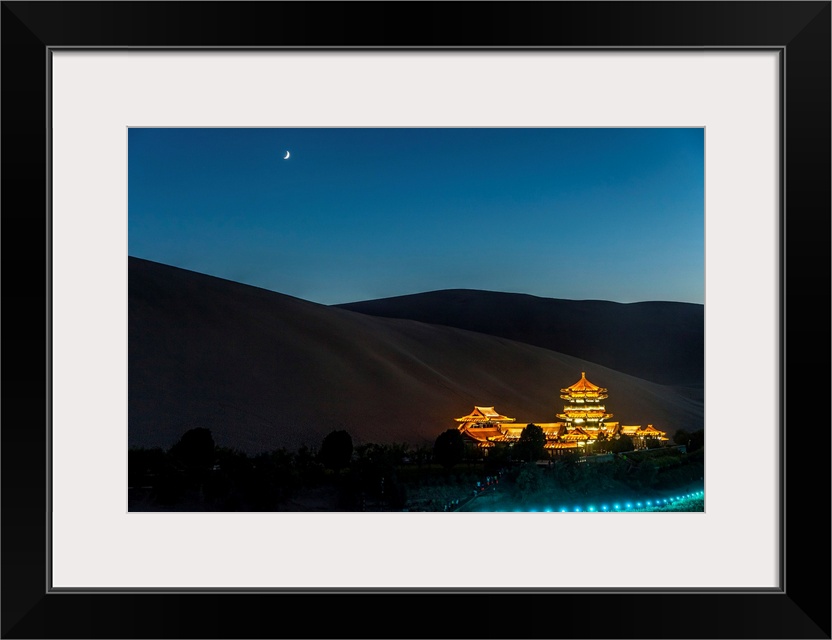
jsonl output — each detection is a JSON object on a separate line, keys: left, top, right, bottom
{"left": 412, "top": 444, "right": 433, "bottom": 468}
{"left": 688, "top": 429, "right": 704, "bottom": 452}
{"left": 673, "top": 429, "right": 691, "bottom": 447}
{"left": 205, "top": 446, "right": 253, "bottom": 508}
{"left": 319, "top": 430, "right": 353, "bottom": 472}
{"left": 295, "top": 445, "right": 324, "bottom": 483}
{"left": 250, "top": 448, "right": 297, "bottom": 508}
{"left": 593, "top": 431, "right": 609, "bottom": 453}
{"left": 484, "top": 442, "right": 512, "bottom": 474}
{"left": 167, "top": 427, "right": 216, "bottom": 503}
{"left": 434, "top": 429, "right": 464, "bottom": 470}
{"left": 169, "top": 427, "right": 216, "bottom": 473}
{"left": 384, "top": 469, "right": 407, "bottom": 510}
{"left": 610, "top": 433, "right": 635, "bottom": 454}
{"left": 128, "top": 447, "right": 166, "bottom": 488}
{"left": 515, "top": 462, "right": 544, "bottom": 498}
{"left": 129, "top": 447, "right": 185, "bottom": 506}
{"left": 513, "top": 424, "right": 546, "bottom": 462}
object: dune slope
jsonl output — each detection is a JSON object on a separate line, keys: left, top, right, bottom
{"left": 336, "top": 290, "right": 704, "bottom": 387}
{"left": 129, "top": 258, "right": 703, "bottom": 454}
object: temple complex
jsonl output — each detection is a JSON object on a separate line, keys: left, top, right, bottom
{"left": 454, "top": 372, "right": 668, "bottom": 455}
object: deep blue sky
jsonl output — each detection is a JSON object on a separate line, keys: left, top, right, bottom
{"left": 128, "top": 128, "right": 704, "bottom": 305}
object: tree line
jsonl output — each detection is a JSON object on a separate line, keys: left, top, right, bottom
{"left": 129, "top": 424, "right": 703, "bottom": 511}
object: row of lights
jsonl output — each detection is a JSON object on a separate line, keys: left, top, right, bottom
{"left": 499, "top": 490, "right": 705, "bottom": 513}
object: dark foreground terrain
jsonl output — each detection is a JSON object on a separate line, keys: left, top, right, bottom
{"left": 129, "top": 433, "right": 704, "bottom": 515}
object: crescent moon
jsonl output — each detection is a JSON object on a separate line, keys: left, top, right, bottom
{"left": 283, "top": 150, "right": 290, "bottom": 160}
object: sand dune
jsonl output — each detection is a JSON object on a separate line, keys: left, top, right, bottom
{"left": 129, "top": 258, "right": 704, "bottom": 454}
{"left": 337, "top": 290, "right": 704, "bottom": 387}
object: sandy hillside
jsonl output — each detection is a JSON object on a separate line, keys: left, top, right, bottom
{"left": 129, "top": 258, "right": 704, "bottom": 454}
{"left": 337, "top": 289, "right": 704, "bottom": 387}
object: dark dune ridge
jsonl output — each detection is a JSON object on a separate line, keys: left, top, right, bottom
{"left": 129, "top": 258, "right": 704, "bottom": 455}
{"left": 336, "top": 290, "right": 704, "bottom": 387}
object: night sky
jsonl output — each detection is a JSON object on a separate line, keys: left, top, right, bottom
{"left": 128, "top": 127, "right": 704, "bottom": 305}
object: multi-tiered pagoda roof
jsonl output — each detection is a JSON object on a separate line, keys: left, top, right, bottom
{"left": 559, "top": 371, "right": 608, "bottom": 400}
{"left": 454, "top": 406, "right": 515, "bottom": 425}
{"left": 452, "top": 373, "right": 668, "bottom": 453}
{"left": 556, "top": 372, "right": 613, "bottom": 425}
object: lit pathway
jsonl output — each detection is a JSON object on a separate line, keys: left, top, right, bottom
{"left": 463, "top": 489, "right": 705, "bottom": 513}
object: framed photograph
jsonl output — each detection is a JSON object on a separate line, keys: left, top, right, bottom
{"left": 3, "top": 2, "right": 829, "bottom": 638}
{"left": 125, "top": 125, "right": 706, "bottom": 518}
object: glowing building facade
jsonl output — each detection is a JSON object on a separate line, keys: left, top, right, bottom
{"left": 454, "top": 372, "right": 668, "bottom": 455}
{"left": 556, "top": 371, "right": 613, "bottom": 430}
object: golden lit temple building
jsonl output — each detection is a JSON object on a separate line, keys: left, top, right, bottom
{"left": 557, "top": 371, "right": 613, "bottom": 429}
{"left": 454, "top": 372, "right": 668, "bottom": 455}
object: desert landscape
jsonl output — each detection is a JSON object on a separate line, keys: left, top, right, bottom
{"left": 127, "top": 126, "right": 704, "bottom": 512}
{"left": 129, "top": 256, "right": 703, "bottom": 455}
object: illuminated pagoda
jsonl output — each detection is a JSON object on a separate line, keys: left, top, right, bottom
{"left": 454, "top": 407, "right": 517, "bottom": 448}
{"left": 620, "top": 424, "right": 668, "bottom": 441}
{"left": 455, "top": 406, "right": 516, "bottom": 427}
{"left": 556, "top": 371, "right": 615, "bottom": 437}
{"left": 454, "top": 372, "right": 668, "bottom": 455}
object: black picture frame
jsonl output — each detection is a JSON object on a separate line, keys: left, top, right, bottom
{"left": 2, "top": 2, "right": 829, "bottom": 638}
